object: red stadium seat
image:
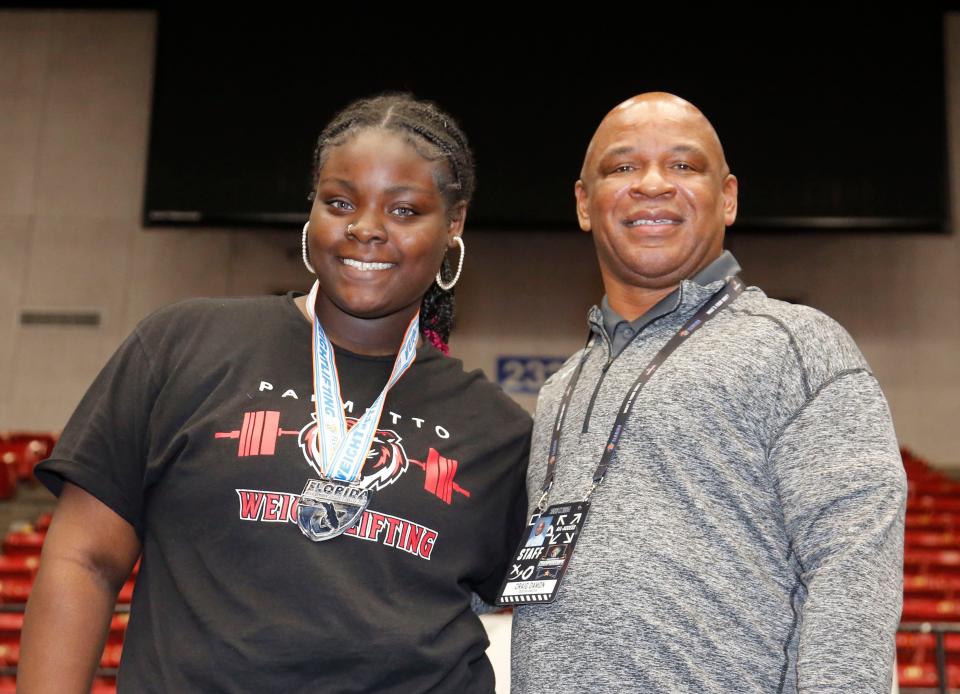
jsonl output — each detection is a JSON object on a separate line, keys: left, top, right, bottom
{"left": 1, "top": 532, "right": 45, "bottom": 557}
{"left": 0, "top": 454, "right": 15, "bottom": 501}
{"left": 118, "top": 580, "right": 135, "bottom": 604}
{"left": 106, "top": 614, "right": 129, "bottom": 644}
{"left": 907, "top": 512, "right": 959, "bottom": 531}
{"left": 908, "top": 496, "right": 960, "bottom": 513}
{"left": 898, "top": 662, "right": 939, "bottom": 688}
{"left": 902, "top": 598, "right": 960, "bottom": 621}
{"left": 33, "top": 513, "right": 52, "bottom": 532}
{"left": 0, "top": 434, "right": 55, "bottom": 483}
{"left": 0, "top": 556, "right": 37, "bottom": 580}
{"left": 905, "top": 531, "right": 960, "bottom": 549}
{"left": 101, "top": 643, "right": 123, "bottom": 669}
{"left": 0, "top": 614, "right": 23, "bottom": 641}
{"left": 0, "top": 579, "right": 32, "bottom": 604}
{"left": 910, "top": 480, "right": 960, "bottom": 497}
{"left": 896, "top": 631, "right": 960, "bottom": 662}
{"left": 905, "top": 549, "right": 960, "bottom": 574}
{"left": 904, "top": 573, "right": 960, "bottom": 598}
{"left": 0, "top": 643, "right": 14, "bottom": 667}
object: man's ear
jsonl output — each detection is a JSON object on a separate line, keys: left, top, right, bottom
{"left": 575, "top": 179, "right": 592, "bottom": 233}
{"left": 722, "top": 174, "right": 738, "bottom": 227}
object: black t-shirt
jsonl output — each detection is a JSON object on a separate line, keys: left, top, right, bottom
{"left": 36, "top": 293, "right": 531, "bottom": 694}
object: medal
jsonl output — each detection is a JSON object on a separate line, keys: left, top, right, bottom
{"left": 297, "top": 281, "right": 420, "bottom": 542}
{"left": 297, "top": 478, "right": 371, "bottom": 541}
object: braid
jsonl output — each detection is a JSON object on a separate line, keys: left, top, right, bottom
{"left": 421, "top": 255, "right": 456, "bottom": 351}
{"left": 311, "top": 94, "right": 475, "bottom": 355}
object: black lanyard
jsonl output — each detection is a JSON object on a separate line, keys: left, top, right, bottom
{"left": 535, "top": 276, "right": 745, "bottom": 513}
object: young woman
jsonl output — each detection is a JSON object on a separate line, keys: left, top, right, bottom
{"left": 20, "top": 94, "right": 531, "bottom": 693}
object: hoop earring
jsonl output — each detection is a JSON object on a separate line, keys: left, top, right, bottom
{"left": 302, "top": 222, "right": 315, "bottom": 274}
{"left": 436, "top": 236, "right": 465, "bottom": 291}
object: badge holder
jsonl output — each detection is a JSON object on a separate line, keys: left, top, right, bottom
{"left": 495, "top": 501, "right": 590, "bottom": 605}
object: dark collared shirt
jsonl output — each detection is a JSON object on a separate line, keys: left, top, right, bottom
{"left": 599, "top": 251, "right": 742, "bottom": 357}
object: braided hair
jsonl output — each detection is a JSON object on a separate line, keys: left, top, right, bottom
{"left": 311, "top": 94, "right": 476, "bottom": 355}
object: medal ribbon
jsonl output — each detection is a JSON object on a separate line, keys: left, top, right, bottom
{"left": 305, "top": 281, "right": 420, "bottom": 481}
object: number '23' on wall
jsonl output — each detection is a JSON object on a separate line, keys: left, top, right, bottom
{"left": 496, "top": 356, "right": 567, "bottom": 395}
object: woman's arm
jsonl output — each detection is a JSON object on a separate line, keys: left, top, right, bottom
{"left": 18, "top": 482, "right": 141, "bottom": 693}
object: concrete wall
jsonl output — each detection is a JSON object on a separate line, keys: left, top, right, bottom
{"left": 1, "top": 10, "right": 957, "bottom": 473}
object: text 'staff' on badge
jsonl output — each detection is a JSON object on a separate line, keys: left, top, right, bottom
{"left": 297, "top": 478, "right": 370, "bottom": 542}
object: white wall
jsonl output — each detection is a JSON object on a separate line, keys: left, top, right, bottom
{"left": 1, "top": 10, "right": 958, "bottom": 473}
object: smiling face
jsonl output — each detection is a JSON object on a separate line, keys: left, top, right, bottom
{"left": 307, "top": 128, "right": 464, "bottom": 323}
{"left": 575, "top": 94, "right": 738, "bottom": 293}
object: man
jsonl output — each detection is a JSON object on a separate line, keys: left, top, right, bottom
{"left": 526, "top": 518, "right": 551, "bottom": 547}
{"left": 510, "top": 93, "right": 904, "bottom": 693}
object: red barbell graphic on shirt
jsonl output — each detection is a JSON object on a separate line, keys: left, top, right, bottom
{"left": 215, "top": 411, "right": 470, "bottom": 505}
{"left": 215, "top": 410, "right": 300, "bottom": 456}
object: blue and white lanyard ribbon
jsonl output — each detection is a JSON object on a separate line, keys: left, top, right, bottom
{"left": 305, "top": 281, "right": 420, "bottom": 482}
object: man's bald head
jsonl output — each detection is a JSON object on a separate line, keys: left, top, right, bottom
{"left": 580, "top": 92, "right": 730, "bottom": 184}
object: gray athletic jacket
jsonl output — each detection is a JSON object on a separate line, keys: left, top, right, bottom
{"left": 511, "top": 275, "right": 905, "bottom": 694}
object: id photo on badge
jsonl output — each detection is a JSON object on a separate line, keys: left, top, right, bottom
{"left": 525, "top": 515, "right": 553, "bottom": 547}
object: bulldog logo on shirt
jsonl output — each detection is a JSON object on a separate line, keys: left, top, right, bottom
{"left": 297, "top": 415, "right": 471, "bottom": 505}
{"left": 298, "top": 416, "right": 409, "bottom": 493}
